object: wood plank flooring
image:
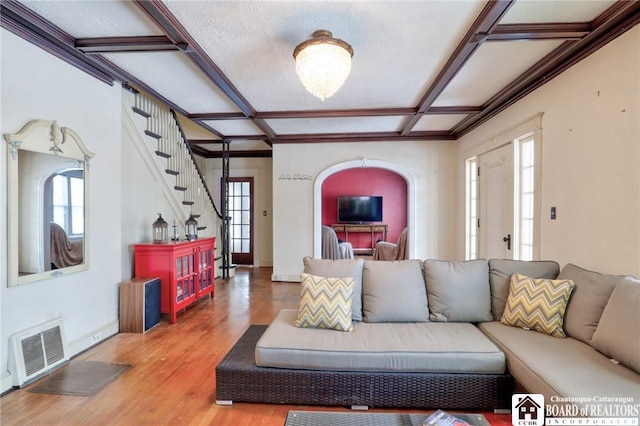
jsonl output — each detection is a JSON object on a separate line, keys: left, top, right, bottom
{"left": 1, "top": 267, "right": 512, "bottom": 425}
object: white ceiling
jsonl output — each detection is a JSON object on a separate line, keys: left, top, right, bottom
{"left": 9, "top": 0, "right": 630, "bottom": 156}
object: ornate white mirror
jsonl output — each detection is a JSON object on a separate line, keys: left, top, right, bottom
{"left": 4, "top": 119, "right": 94, "bottom": 286}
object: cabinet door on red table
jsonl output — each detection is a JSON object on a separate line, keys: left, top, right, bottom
{"left": 175, "top": 252, "right": 196, "bottom": 304}
{"left": 198, "top": 246, "right": 214, "bottom": 295}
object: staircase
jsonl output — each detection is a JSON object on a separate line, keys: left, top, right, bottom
{"left": 122, "top": 88, "right": 222, "bottom": 269}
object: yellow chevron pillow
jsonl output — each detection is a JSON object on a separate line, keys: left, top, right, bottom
{"left": 501, "top": 273, "right": 575, "bottom": 338}
{"left": 294, "top": 273, "right": 355, "bottom": 332}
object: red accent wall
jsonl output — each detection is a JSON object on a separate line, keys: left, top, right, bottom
{"left": 322, "top": 168, "right": 407, "bottom": 248}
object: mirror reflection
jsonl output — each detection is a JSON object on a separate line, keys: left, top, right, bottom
{"left": 5, "top": 119, "right": 94, "bottom": 286}
{"left": 18, "top": 151, "right": 85, "bottom": 275}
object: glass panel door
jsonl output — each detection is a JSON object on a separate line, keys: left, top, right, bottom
{"left": 198, "top": 248, "right": 213, "bottom": 291}
{"left": 222, "top": 177, "right": 254, "bottom": 265}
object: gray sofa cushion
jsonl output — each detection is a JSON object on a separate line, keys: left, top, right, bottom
{"left": 488, "top": 259, "right": 560, "bottom": 320}
{"left": 591, "top": 278, "right": 640, "bottom": 374}
{"left": 479, "top": 321, "right": 640, "bottom": 413}
{"left": 362, "top": 260, "right": 429, "bottom": 322}
{"left": 303, "top": 257, "right": 364, "bottom": 321}
{"left": 558, "top": 263, "right": 627, "bottom": 345}
{"left": 424, "top": 259, "right": 492, "bottom": 322}
{"left": 256, "top": 309, "right": 505, "bottom": 374}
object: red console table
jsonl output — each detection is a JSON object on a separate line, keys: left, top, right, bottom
{"left": 134, "top": 237, "right": 215, "bottom": 324}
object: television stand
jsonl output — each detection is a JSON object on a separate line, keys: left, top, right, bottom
{"left": 331, "top": 224, "right": 388, "bottom": 255}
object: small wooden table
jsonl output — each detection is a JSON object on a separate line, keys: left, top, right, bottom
{"left": 331, "top": 224, "right": 388, "bottom": 254}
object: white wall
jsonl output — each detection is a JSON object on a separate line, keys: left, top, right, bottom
{"left": 207, "top": 156, "right": 273, "bottom": 267}
{"left": 457, "top": 26, "right": 640, "bottom": 277}
{"left": 272, "top": 141, "right": 458, "bottom": 280}
{"left": 1, "top": 29, "right": 123, "bottom": 391}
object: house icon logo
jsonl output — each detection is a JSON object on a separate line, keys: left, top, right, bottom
{"left": 512, "top": 394, "right": 544, "bottom": 426}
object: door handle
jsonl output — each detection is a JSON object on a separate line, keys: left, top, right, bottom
{"left": 503, "top": 234, "right": 511, "bottom": 250}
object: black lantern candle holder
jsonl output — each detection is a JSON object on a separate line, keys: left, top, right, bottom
{"left": 185, "top": 214, "right": 198, "bottom": 241}
{"left": 152, "top": 213, "right": 169, "bottom": 244}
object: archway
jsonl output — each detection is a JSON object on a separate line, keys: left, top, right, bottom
{"left": 313, "top": 158, "right": 416, "bottom": 258}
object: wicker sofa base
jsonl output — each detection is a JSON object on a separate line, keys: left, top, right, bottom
{"left": 215, "top": 325, "right": 514, "bottom": 410}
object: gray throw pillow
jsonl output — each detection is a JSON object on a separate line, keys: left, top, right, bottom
{"left": 559, "top": 263, "right": 626, "bottom": 344}
{"left": 424, "top": 259, "right": 492, "bottom": 322}
{"left": 591, "top": 278, "right": 640, "bottom": 374}
{"left": 488, "top": 259, "right": 560, "bottom": 320}
{"left": 303, "top": 257, "right": 364, "bottom": 321}
{"left": 362, "top": 260, "right": 429, "bottom": 322}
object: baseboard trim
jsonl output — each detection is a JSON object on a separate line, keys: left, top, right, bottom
{"left": 1, "top": 371, "right": 14, "bottom": 395}
{"left": 271, "top": 274, "right": 301, "bottom": 283}
{"left": 68, "top": 321, "right": 119, "bottom": 357}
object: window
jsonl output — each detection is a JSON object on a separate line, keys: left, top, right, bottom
{"left": 51, "top": 169, "right": 84, "bottom": 237}
{"left": 465, "top": 157, "right": 478, "bottom": 260}
{"left": 514, "top": 135, "right": 535, "bottom": 260}
{"left": 229, "top": 180, "right": 250, "bottom": 254}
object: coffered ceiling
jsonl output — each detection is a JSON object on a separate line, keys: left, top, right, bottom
{"left": 2, "top": 1, "right": 638, "bottom": 157}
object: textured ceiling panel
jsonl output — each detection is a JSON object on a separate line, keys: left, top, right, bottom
{"left": 19, "top": 0, "right": 161, "bottom": 37}
{"left": 433, "top": 40, "right": 565, "bottom": 107}
{"left": 200, "top": 119, "right": 264, "bottom": 136}
{"left": 267, "top": 116, "right": 406, "bottom": 135}
{"left": 199, "top": 140, "right": 272, "bottom": 152}
{"left": 413, "top": 114, "right": 470, "bottom": 132}
{"left": 501, "top": 0, "right": 616, "bottom": 24}
{"left": 229, "top": 140, "right": 271, "bottom": 149}
{"left": 176, "top": 115, "right": 222, "bottom": 140}
{"left": 164, "top": 0, "right": 487, "bottom": 111}
{"left": 103, "top": 52, "right": 241, "bottom": 113}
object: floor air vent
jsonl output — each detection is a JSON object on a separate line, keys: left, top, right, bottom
{"left": 9, "top": 319, "right": 69, "bottom": 387}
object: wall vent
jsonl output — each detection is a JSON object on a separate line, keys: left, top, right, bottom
{"left": 9, "top": 319, "right": 69, "bottom": 387}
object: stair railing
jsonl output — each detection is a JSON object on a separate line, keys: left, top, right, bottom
{"left": 131, "top": 91, "right": 224, "bottom": 273}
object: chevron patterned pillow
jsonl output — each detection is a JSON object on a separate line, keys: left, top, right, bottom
{"left": 501, "top": 273, "right": 575, "bottom": 338}
{"left": 294, "top": 273, "right": 355, "bottom": 332}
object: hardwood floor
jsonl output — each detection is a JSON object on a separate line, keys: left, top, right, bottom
{"left": 1, "top": 267, "right": 512, "bottom": 425}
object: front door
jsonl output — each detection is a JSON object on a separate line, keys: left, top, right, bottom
{"left": 224, "top": 177, "right": 254, "bottom": 265}
{"left": 478, "top": 144, "right": 514, "bottom": 259}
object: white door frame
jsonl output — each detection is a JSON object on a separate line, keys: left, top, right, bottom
{"left": 463, "top": 113, "right": 544, "bottom": 261}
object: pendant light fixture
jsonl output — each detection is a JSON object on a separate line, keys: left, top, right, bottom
{"left": 293, "top": 30, "right": 353, "bottom": 101}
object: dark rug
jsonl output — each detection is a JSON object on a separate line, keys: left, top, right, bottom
{"left": 285, "top": 411, "right": 489, "bottom": 426}
{"left": 29, "top": 361, "right": 131, "bottom": 397}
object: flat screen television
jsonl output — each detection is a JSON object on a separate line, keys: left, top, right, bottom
{"left": 337, "top": 196, "right": 383, "bottom": 223}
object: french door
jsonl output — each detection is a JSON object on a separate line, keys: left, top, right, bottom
{"left": 223, "top": 177, "right": 254, "bottom": 265}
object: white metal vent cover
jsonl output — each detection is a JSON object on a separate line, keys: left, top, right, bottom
{"left": 9, "top": 318, "right": 69, "bottom": 387}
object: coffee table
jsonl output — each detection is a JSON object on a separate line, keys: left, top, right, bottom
{"left": 284, "top": 410, "right": 490, "bottom": 426}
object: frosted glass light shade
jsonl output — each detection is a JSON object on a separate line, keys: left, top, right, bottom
{"left": 294, "top": 30, "right": 353, "bottom": 101}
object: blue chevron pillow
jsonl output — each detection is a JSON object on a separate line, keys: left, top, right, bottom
{"left": 294, "top": 273, "right": 355, "bottom": 332}
{"left": 501, "top": 273, "right": 575, "bottom": 338}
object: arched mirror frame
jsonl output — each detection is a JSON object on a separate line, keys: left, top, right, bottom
{"left": 4, "top": 119, "right": 94, "bottom": 287}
